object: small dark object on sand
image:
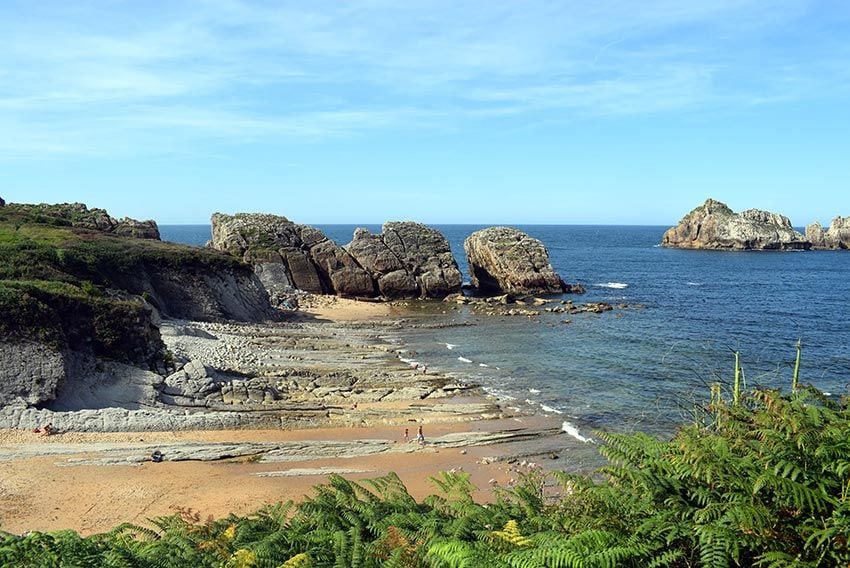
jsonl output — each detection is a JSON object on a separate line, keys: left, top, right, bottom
{"left": 151, "top": 450, "right": 164, "bottom": 463}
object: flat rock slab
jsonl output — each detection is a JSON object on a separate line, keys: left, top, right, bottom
{"left": 0, "top": 427, "right": 561, "bottom": 467}
{"left": 253, "top": 467, "right": 373, "bottom": 477}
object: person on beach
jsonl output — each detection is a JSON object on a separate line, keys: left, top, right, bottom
{"left": 404, "top": 428, "right": 409, "bottom": 442}
{"left": 422, "top": 364, "right": 427, "bottom": 375}
{"left": 417, "top": 425, "right": 425, "bottom": 445}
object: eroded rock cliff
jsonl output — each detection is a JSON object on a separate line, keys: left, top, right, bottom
{"left": 662, "top": 199, "right": 810, "bottom": 250}
{"left": 0, "top": 202, "right": 275, "bottom": 407}
{"left": 464, "top": 227, "right": 566, "bottom": 296}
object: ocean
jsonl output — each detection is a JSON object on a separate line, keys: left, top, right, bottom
{"left": 160, "top": 224, "right": 850, "bottom": 465}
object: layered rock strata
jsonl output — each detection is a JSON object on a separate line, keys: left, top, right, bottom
{"left": 806, "top": 217, "right": 850, "bottom": 250}
{"left": 464, "top": 227, "right": 567, "bottom": 295}
{"left": 210, "top": 214, "right": 461, "bottom": 299}
{"left": 662, "top": 198, "right": 810, "bottom": 250}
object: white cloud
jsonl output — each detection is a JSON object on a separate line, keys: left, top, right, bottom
{"left": 0, "top": 0, "right": 847, "bottom": 158}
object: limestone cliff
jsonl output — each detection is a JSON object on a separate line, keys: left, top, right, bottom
{"left": 0, "top": 202, "right": 275, "bottom": 407}
{"left": 662, "top": 199, "right": 810, "bottom": 251}
{"left": 464, "top": 227, "right": 566, "bottom": 296}
{"left": 806, "top": 217, "right": 850, "bottom": 250}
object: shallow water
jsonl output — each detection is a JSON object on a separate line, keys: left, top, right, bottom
{"left": 161, "top": 224, "right": 850, "bottom": 463}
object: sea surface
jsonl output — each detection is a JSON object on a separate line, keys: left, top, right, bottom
{"left": 161, "top": 224, "right": 850, "bottom": 467}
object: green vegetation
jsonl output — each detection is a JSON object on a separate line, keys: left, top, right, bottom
{"left": 0, "top": 203, "right": 238, "bottom": 363}
{"left": 2, "top": 377, "right": 848, "bottom": 567}
{"left": 0, "top": 205, "right": 240, "bottom": 289}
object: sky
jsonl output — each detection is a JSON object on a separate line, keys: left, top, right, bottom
{"left": 2, "top": 0, "right": 849, "bottom": 225}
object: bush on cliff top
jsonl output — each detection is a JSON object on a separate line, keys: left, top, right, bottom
{"left": 2, "top": 380, "right": 848, "bottom": 567}
{"left": 0, "top": 280, "right": 162, "bottom": 365}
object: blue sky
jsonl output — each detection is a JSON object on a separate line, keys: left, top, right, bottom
{"left": 2, "top": 0, "right": 849, "bottom": 225}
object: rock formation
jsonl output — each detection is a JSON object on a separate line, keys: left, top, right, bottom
{"left": 661, "top": 198, "right": 810, "bottom": 250}
{"left": 464, "top": 227, "right": 566, "bottom": 295}
{"left": 10, "top": 201, "right": 160, "bottom": 239}
{"left": 0, "top": 201, "right": 276, "bottom": 407}
{"left": 210, "top": 214, "right": 461, "bottom": 299}
{"left": 806, "top": 217, "right": 850, "bottom": 250}
{"left": 210, "top": 213, "right": 374, "bottom": 298}
{"left": 346, "top": 222, "right": 462, "bottom": 298}
{"left": 0, "top": 196, "right": 5, "bottom": 207}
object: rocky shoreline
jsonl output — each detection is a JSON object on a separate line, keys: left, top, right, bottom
{"left": 2, "top": 306, "right": 509, "bottom": 433}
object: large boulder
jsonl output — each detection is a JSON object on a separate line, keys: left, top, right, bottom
{"left": 806, "top": 217, "right": 850, "bottom": 250}
{"left": 346, "top": 222, "right": 462, "bottom": 298}
{"left": 464, "top": 227, "right": 565, "bottom": 296}
{"left": 661, "top": 198, "right": 810, "bottom": 250}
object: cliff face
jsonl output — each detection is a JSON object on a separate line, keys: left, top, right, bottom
{"left": 662, "top": 199, "right": 810, "bottom": 251}
{"left": 464, "top": 227, "right": 566, "bottom": 296}
{"left": 0, "top": 202, "right": 275, "bottom": 406}
{"left": 211, "top": 213, "right": 461, "bottom": 299}
{"left": 806, "top": 217, "right": 850, "bottom": 250}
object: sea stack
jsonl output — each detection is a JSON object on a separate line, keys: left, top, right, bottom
{"left": 661, "top": 198, "right": 810, "bottom": 251}
{"left": 464, "top": 226, "right": 566, "bottom": 295}
{"left": 345, "top": 222, "right": 462, "bottom": 299}
{"left": 806, "top": 217, "right": 850, "bottom": 250}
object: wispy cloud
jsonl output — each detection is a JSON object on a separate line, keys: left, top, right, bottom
{"left": 1, "top": 0, "right": 847, "bottom": 159}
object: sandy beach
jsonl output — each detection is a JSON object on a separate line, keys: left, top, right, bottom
{"left": 0, "top": 297, "right": 567, "bottom": 536}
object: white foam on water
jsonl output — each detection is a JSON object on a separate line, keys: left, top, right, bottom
{"left": 457, "top": 356, "right": 473, "bottom": 363}
{"left": 687, "top": 282, "right": 703, "bottom": 287}
{"left": 479, "top": 363, "right": 489, "bottom": 367}
{"left": 528, "top": 388, "right": 541, "bottom": 394}
{"left": 562, "top": 421, "right": 592, "bottom": 443}
{"left": 525, "top": 399, "right": 536, "bottom": 406}
{"left": 445, "top": 343, "right": 458, "bottom": 350}
{"left": 396, "top": 349, "right": 409, "bottom": 354}
{"left": 540, "top": 404, "right": 563, "bottom": 415}
{"left": 596, "top": 282, "right": 628, "bottom": 289}
{"left": 482, "top": 386, "right": 516, "bottom": 401}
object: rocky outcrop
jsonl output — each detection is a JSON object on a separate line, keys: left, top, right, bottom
{"left": 210, "top": 213, "right": 374, "bottom": 298}
{"left": 8, "top": 202, "right": 160, "bottom": 239}
{"left": 0, "top": 342, "right": 78, "bottom": 406}
{"left": 0, "top": 196, "right": 5, "bottom": 207}
{"left": 211, "top": 214, "right": 461, "bottom": 299}
{"left": 806, "top": 217, "right": 850, "bottom": 250}
{"left": 464, "top": 227, "right": 567, "bottom": 296}
{"left": 662, "top": 199, "right": 810, "bottom": 250}
{"left": 346, "top": 222, "right": 462, "bottom": 298}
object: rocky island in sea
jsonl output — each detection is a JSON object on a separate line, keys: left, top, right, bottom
{"left": 806, "top": 216, "right": 850, "bottom": 249}
{"left": 0, "top": 198, "right": 600, "bottom": 534}
{"left": 662, "top": 198, "right": 810, "bottom": 251}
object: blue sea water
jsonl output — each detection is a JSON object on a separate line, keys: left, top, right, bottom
{"left": 160, "top": 224, "right": 850, "bottom": 455}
